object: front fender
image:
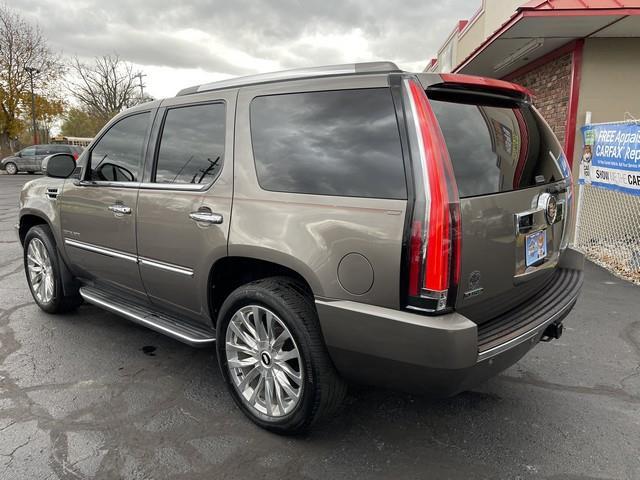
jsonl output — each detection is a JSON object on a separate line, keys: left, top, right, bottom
{"left": 19, "top": 177, "right": 65, "bottom": 249}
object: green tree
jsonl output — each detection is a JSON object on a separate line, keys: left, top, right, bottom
{"left": 60, "top": 107, "right": 105, "bottom": 138}
{"left": 0, "top": 4, "right": 62, "bottom": 153}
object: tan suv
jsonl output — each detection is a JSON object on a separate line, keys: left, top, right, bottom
{"left": 17, "top": 62, "right": 583, "bottom": 434}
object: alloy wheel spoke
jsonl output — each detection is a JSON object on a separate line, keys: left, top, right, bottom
{"left": 35, "top": 242, "right": 45, "bottom": 265}
{"left": 32, "top": 277, "right": 42, "bottom": 298}
{"left": 273, "top": 375, "right": 286, "bottom": 413}
{"left": 226, "top": 342, "right": 258, "bottom": 357}
{"left": 274, "top": 369, "right": 298, "bottom": 399}
{"left": 265, "top": 311, "right": 275, "bottom": 342}
{"left": 271, "top": 330, "right": 288, "bottom": 351}
{"left": 249, "top": 374, "right": 265, "bottom": 405}
{"left": 264, "top": 375, "right": 275, "bottom": 416}
{"left": 229, "top": 320, "right": 258, "bottom": 350}
{"left": 275, "top": 349, "right": 298, "bottom": 362}
{"left": 238, "top": 365, "right": 261, "bottom": 391}
{"left": 45, "top": 274, "right": 54, "bottom": 299}
{"left": 254, "top": 306, "right": 267, "bottom": 341}
{"left": 227, "top": 356, "right": 259, "bottom": 369}
{"left": 239, "top": 311, "right": 258, "bottom": 341}
{"left": 276, "top": 361, "right": 302, "bottom": 386}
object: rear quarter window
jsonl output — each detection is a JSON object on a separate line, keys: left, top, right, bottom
{"left": 250, "top": 88, "right": 407, "bottom": 199}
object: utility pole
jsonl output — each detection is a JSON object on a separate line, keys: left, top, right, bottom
{"left": 135, "top": 73, "right": 147, "bottom": 100}
{"left": 24, "top": 66, "right": 40, "bottom": 145}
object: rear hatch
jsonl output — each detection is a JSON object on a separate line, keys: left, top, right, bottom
{"left": 418, "top": 74, "right": 572, "bottom": 323}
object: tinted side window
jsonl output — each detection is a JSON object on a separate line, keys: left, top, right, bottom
{"left": 89, "top": 112, "right": 150, "bottom": 182}
{"left": 21, "top": 147, "right": 36, "bottom": 157}
{"left": 250, "top": 88, "right": 406, "bottom": 199}
{"left": 50, "top": 145, "right": 70, "bottom": 154}
{"left": 154, "top": 103, "right": 225, "bottom": 185}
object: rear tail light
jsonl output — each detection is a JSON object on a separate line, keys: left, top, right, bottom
{"left": 404, "top": 78, "right": 461, "bottom": 313}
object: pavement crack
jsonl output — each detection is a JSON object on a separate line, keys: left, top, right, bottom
{"left": 0, "top": 420, "right": 17, "bottom": 433}
{"left": 1, "top": 435, "right": 33, "bottom": 473}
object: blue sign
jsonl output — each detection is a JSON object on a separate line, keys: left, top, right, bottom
{"left": 580, "top": 123, "right": 640, "bottom": 196}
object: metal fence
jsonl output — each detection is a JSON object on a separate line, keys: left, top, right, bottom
{"left": 575, "top": 182, "right": 640, "bottom": 285}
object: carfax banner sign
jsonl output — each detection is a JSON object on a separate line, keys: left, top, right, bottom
{"left": 580, "top": 122, "right": 640, "bottom": 196}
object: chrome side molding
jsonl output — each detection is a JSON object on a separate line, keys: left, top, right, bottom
{"left": 64, "top": 238, "right": 194, "bottom": 276}
{"left": 138, "top": 257, "right": 194, "bottom": 276}
{"left": 65, "top": 238, "right": 138, "bottom": 263}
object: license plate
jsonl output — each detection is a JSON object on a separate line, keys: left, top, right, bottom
{"left": 525, "top": 229, "right": 547, "bottom": 267}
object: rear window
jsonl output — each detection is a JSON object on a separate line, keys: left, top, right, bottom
{"left": 250, "top": 88, "right": 406, "bottom": 199}
{"left": 428, "top": 90, "right": 563, "bottom": 198}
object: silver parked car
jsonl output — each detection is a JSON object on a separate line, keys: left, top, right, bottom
{"left": 1, "top": 144, "right": 82, "bottom": 174}
{"left": 17, "top": 63, "right": 583, "bottom": 434}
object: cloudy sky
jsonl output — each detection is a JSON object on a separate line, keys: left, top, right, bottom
{"left": 13, "top": 0, "right": 479, "bottom": 99}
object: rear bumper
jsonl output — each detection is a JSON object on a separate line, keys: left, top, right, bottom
{"left": 316, "top": 248, "right": 584, "bottom": 396}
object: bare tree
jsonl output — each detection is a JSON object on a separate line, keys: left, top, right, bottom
{"left": 0, "top": 4, "right": 62, "bottom": 152}
{"left": 67, "top": 55, "right": 149, "bottom": 122}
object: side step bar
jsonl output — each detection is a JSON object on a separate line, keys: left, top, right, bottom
{"left": 79, "top": 287, "right": 216, "bottom": 347}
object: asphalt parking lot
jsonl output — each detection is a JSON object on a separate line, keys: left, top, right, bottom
{"left": 1, "top": 173, "right": 639, "bottom": 480}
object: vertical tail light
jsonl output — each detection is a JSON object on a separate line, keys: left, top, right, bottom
{"left": 404, "top": 78, "right": 461, "bottom": 313}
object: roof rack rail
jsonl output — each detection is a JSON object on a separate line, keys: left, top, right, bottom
{"left": 176, "top": 61, "right": 401, "bottom": 96}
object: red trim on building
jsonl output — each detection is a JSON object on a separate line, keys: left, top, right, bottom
{"left": 521, "top": 0, "right": 640, "bottom": 10}
{"left": 564, "top": 39, "right": 584, "bottom": 166}
{"left": 523, "top": 8, "right": 640, "bottom": 16}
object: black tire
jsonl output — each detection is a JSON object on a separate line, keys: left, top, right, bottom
{"left": 216, "top": 277, "right": 346, "bottom": 434}
{"left": 23, "top": 225, "right": 82, "bottom": 313}
{"left": 5, "top": 162, "right": 17, "bottom": 175}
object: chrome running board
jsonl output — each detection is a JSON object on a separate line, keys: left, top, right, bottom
{"left": 79, "top": 286, "right": 216, "bottom": 347}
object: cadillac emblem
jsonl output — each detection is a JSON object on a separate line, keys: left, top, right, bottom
{"left": 538, "top": 193, "right": 558, "bottom": 225}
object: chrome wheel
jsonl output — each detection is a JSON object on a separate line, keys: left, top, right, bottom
{"left": 225, "top": 305, "right": 303, "bottom": 418}
{"left": 27, "top": 238, "right": 54, "bottom": 304}
{"left": 5, "top": 162, "right": 17, "bottom": 175}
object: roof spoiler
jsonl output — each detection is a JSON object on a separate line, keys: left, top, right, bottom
{"left": 436, "top": 73, "right": 532, "bottom": 100}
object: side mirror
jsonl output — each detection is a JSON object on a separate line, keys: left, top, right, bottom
{"left": 42, "top": 153, "right": 76, "bottom": 179}
{"left": 17, "top": 151, "right": 22, "bottom": 157}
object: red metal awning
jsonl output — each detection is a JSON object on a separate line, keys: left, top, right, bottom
{"left": 522, "top": 0, "right": 640, "bottom": 10}
{"left": 454, "top": 1, "right": 640, "bottom": 76}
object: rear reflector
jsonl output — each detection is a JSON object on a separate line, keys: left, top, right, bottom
{"left": 404, "top": 78, "right": 461, "bottom": 312}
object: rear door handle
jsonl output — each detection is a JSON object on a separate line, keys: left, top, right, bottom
{"left": 189, "top": 211, "right": 223, "bottom": 225}
{"left": 108, "top": 204, "right": 132, "bottom": 215}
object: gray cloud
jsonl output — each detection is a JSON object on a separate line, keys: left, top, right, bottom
{"left": 13, "top": 0, "right": 478, "bottom": 74}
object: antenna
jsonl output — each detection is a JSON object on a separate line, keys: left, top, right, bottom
{"left": 135, "top": 73, "right": 147, "bottom": 98}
